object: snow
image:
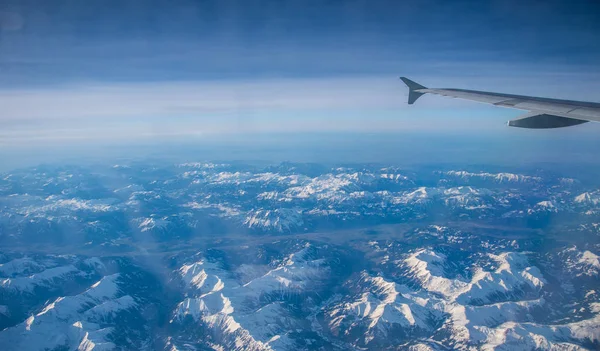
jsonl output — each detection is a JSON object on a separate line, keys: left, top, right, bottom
{"left": 257, "top": 191, "right": 279, "bottom": 200}
{"left": 0, "top": 265, "right": 81, "bottom": 293}
{"left": 580, "top": 251, "right": 600, "bottom": 270}
{"left": 575, "top": 191, "right": 600, "bottom": 205}
{"left": 539, "top": 200, "right": 555, "bottom": 208}
{"left": 444, "top": 170, "right": 541, "bottom": 183}
{"left": 4, "top": 163, "right": 600, "bottom": 349}
{"left": 83, "top": 257, "right": 106, "bottom": 271}
{"left": 0, "top": 273, "right": 130, "bottom": 351}
{"left": 394, "top": 187, "right": 439, "bottom": 204}
{"left": 113, "top": 184, "right": 144, "bottom": 194}
{"left": 185, "top": 201, "right": 242, "bottom": 218}
{"left": 380, "top": 248, "right": 600, "bottom": 349}
{"left": 243, "top": 208, "right": 303, "bottom": 232}
{"left": 171, "top": 246, "right": 329, "bottom": 349}
{"left": 400, "top": 249, "right": 550, "bottom": 338}
{"left": 248, "top": 173, "right": 310, "bottom": 186}
{"left": 562, "top": 247, "right": 600, "bottom": 277}
{"left": 407, "top": 344, "right": 438, "bottom": 351}
{"left": 179, "top": 162, "right": 228, "bottom": 169}
{"left": 3, "top": 165, "right": 599, "bottom": 244}
{"left": 0, "top": 305, "right": 9, "bottom": 317}
{"left": 386, "top": 249, "right": 599, "bottom": 349}
{"left": 284, "top": 174, "right": 357, "bottom": 199}
{"left": 179, "top": 262, "right": 209, "bottom": 288}
{"left": 463, "top": 298, "right": 545, "bottom": 327}
{"left": 443, "top": 186, "right": 492, "bottom": 208}
{"left": 325, "top": 273, "right": 444, "bottom": 345}
{"left": 84, "top": 295, "right": 136, "bottom": 321}
{"left": 458, "top": 253, "right": 546, "bottom": 304}
{"left": 135, "top": 216, "right": 169, "bottom": 232}
{"left": 243, "top": 248, "right": 328, "bottom": 294}
{"left": 474, "top": 315, "right": 600, "bottom": 350}
{"left": 178, "top": 261, "right": 226, "bottom": 294}
{"left": 527, "top": 200, "right": 561, "bottom": 214}
{"left": 380, "top": 173, "right": 409, "bottom": 182}
{"left": 32, "top": 198, "right": 117, "bottom": 214}
{"left": 0, "top": 257, "right": 44, "bottom": 277}
{"left": 403, "top": 249, "right": 469, "bottom": 298}
{"left": 175, "top": 294, "right": 234, "bottom": 319}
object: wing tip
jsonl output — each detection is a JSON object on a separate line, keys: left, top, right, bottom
{"left": 400, "top": 77, "right": 427, "bottom": 105}
{"left": 399, "top": 77, "right": 427, "bottom": 90}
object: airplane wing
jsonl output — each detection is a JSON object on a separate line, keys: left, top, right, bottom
{"left": 400, "top": 77, "right": 600, "bottom": 129}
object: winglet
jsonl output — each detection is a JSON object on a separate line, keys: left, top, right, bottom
{"left": 400, "top": 77, "right": 427, "bottom": 104}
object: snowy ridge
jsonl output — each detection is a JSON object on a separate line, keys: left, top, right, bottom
{"left": 320, "top": 256, "right": 559, "bottom": 350}
{"left": 391, "top": 187, "right": 440, "bottom": 205}
{"left": 528, "top": 200, "right": 560, "bottom": 214}
{"left": 379, "top": 167, "right": 410, "bottom": 183}
{"left": 178, "top": 260, "right": 225, "bottom": 292}
{"left": 575, "top": 191, "right": 600, "bottom": 206}
{"left": 0, "top": 257, "right": 44, "bottom": 277}
{"left": 171, "top": 244, "right": 329, "bottom": 350}
{"left": 459, "top": 252, "right": 546, "bottom": 304}
{"left": 243, "top": 208, "right": 303, "bottom": 233}
{"left": 461, "top": 298, "right": 545, "bottom": 328}
{"left": 473, "top": 314, "right": 600, "bottom": 350}
{"left": 179, "top": 162, "right": 229, "bottom": 169}
{"left": 324, "top": 272, "right": 444, "bottom": 346}
{"left": 243, "top": 247, "right": 328, "bottom": 294}
{"left": 561, "top": 247, "right": 600, "bottom": 277}
{"left": 443, "top": 186, "right": 493, "bottom": 208}
{"left": 283, "top": 173, "right": 361, "bottom": 200}
{"left": 1, "top": 264, "right": 81, "bottom": 293}
{"left": 402, "top": 249, "right": 469, "bottom": 298}
{"left": 4, "top": 163, "right": 600, "bottom": 240}
{"left": 3, "top": 162, "right": 600, "bottom": 349}
{"left": 386, "top": 249, "right": 598, "bottom": 349}
{"left": 84, "top": 295, "right": 137, "bottom": 322}
{"left": 443, "top": 170, "right": 542, "bottom": 183}
{"left": 386, "top": 248, "right": 600, "bottom": 349}
{"left": 402, "top": 250, "right": 546, "bottom": 305}
{"left": 172, "top": 259, "right": 272, "bottom": 351}
{"left": 0, "top": 273, "right": 136, "bottom": 351}
{"left": 185, "top": 201, "right": 242, "bottom": 218}
{"left": 17, "top": 197, "right": 118, "bottom": 217}
{"left": 134, "top": 216, "right": 170, "bottom": 232}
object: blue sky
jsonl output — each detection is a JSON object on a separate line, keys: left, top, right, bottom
{"left": 1, "top": 0, "right": 600, "bottom": 144}
{"left": 2, "top": 0, "right": 600, "bottom": 84}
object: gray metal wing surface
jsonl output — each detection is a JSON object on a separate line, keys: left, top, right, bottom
{"left": 400, "top": 77, "right": 600, "bottom": 129}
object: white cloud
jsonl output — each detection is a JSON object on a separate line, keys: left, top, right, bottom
{"left": 0, "top": 77, "right": 466, "bottom": 143}
{"left": 2, "top": 74, "right": 598, "bottom": 144}
{"left": 1, "top": 77, "right": 410, "bottom": 122}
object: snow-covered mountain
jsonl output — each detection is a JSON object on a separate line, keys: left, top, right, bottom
{"left": 0, "top": 162, "right": 599, "bottom": 350}
{"left": 168, "top": 243, "right": 334, "bottom": 351}
{"left": 442, "top": 170, "right": 542, "bottom": 184}
{"left": 1, "top": 162, "right": 598, "bottom": 241}
{"left": 575, "top": 190, "right": 600, "bottom": 206}
{"left": 244, "top": 208, "right": 304, "bottom": 233}
{"left": 0, "top": 254, "right": 160, "bottom": 350}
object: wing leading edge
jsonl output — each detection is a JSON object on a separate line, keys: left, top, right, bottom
{"left": 400, "top": 77, "right": 600, "bottom": 129}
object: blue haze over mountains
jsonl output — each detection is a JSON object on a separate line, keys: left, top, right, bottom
{"left": 0, "top": 156, "right": 599, "bottom": 350}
